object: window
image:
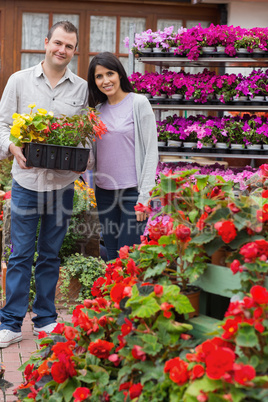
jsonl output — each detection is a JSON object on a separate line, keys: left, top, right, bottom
{"left": 21, "top": 12, "right": 79, "bottom": 73}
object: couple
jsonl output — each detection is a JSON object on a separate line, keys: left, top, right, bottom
{"left": 0, "top": 21, "right": 158, "bottom": 347}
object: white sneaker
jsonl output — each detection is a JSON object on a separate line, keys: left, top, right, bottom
{"left": 33, "top": 322, "right": 58, "bottom": 336}
{"left": 0, "top": 329, "right": 22, "bottom": 348}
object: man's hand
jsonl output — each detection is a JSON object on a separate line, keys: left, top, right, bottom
{"left": 9, "top": 143, "right": 31, "bottom": 169}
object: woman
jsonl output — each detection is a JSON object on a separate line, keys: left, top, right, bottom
{"left": 87, "top": 52, "right": 158, "bottom": 260}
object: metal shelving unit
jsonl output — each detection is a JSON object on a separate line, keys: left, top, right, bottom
{"left": 150, "top": 103, "right": 268, "bottom": 111}
{"left": 138, "top": 55, "right": 268, "bottom": 160}
{"left": 138, "top": 55, "right": 268, "bottom": 68}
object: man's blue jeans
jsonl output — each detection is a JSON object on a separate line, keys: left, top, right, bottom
{"left": 0, "top": 180, "right": 74, "bottom": 332}
{"left": 95, "top": 185, "right": 147, "bottom": 261}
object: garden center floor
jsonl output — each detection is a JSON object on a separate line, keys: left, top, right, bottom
{"left": 0, "top": 307, "right": 71, "bottom": 402}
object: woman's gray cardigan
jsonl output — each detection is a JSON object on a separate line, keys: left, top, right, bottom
{"left": 89, "top": 93, "right": 158, "bottom": 205}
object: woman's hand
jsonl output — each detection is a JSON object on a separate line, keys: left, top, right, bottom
{"left": 135, "top": 210, "right": 148, "bottom": 222}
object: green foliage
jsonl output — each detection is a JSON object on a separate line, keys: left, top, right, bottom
{"left": 60, "top": 253, "right": 107, "bottom": 304}
{"left": 0, "top": 157, "right": 13, "bottom": 191}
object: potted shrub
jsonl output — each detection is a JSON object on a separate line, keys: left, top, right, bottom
{"left": 56, "top": 253, "right": 107, "bottom": 308}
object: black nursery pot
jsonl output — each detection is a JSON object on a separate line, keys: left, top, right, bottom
{"left": 24, "top": 143, "right": 90, "bottom": 171}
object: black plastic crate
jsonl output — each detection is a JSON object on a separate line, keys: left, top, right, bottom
{"left": 24, "top": 143, "right": 90, "bottom": 171}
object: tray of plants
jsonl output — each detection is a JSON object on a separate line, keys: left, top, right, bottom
{"left": 11, "top": 104, "right": 107, "bottom": 171}
{"left": 23, "top": 143, "right": 90, "bottom": 171}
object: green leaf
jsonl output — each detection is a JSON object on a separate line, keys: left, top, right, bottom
{"left": 117, "top": 364, "right": 133, "bottom": 381}
{"left": 185, "top": 376, "right": 222, "bottom": 397}
{"left": 77, "top": 370, "right": 109, "bottom": 386}
{"left": 188, "top": 209, "right": 199, "bottom": 223}
{"left": 236, "top": 324, "right": 259, "bottom": 347}
{"left": 61, "top": 378, "right": 81, "bottom": 402}
{"left": 190, "top": 231, "right": 216, "bottom": 245}
{"left": 205, "top": 207, "right": 230, "bottom": 223}
{"left": 128, "top": 297, "right": 160, "bottom": 318}
{"left": 44, "top": 394, "right": 63, "bottom": 402}
{"left": 142, "top": 341, "right": 162, "bottom": 355}
{"left": 141, "top": 364, "right": 165, "bottom": 383}
{"left": 159, "top": 235, "right": 175, "bottom": 245}
{"left": 9, "top": 133, "right": 22, "bottom": 147}
{"left": 196, "top": 175, "right": 209, "bottom": 190}
{"left": 162, "top": 285, "right": 194, "bottom": 314}
{"left": 160, "top": 175, "right": 177, "bottom": 193}
{"left": 228, "top": 229, "right": 253, "bottom": 249}
{"left": 203, "top": 237, "right": 225, "bottom": 256}
{"left": 144, "top": 261, "right": 167, "bottom": 279}
{"left": 157, "top": 326, "right": 171, "bottom": 345}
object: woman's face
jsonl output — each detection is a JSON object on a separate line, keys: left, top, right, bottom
{"left": 94, "top": 65, "right": 122, "bottom": 100}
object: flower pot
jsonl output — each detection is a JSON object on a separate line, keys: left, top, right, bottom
{"left": 183, "top": 142, "right": 197, "bottom": 149}
{"left": 171, "top": 94, "right": 183, "bottom": 100}
{"left": 246, "top": 144, "right": 262, "bottom": 155}
{"left": 216, "top": 46, "right": 225, "bottom": 54}
{"left": 140, "top": 48, "right": 152, "bottom": 54}
{"left": 55, "top": 267, "right": 81, "bottom": 307}
{"left": 233, "top": 96, "right": 248, "bottom": 102}
{"left": 215, "top": 142, "right": 229, "bottom": 149}
{"left": 211, "top": 247, "right": 232, "bottom": 267}
{"left": 230, "top": 144, "right": 245, "bottom": 154}
{"left": 24, "top": 143, "right": 90, "bottom": 171}
{"left": 158, "top": 141, "right": 166, "bottom": 147}
{"left": 201, "top": 46, "right": 215, "bottom": 54}
{"left": 169, "top": 47, "right": 178, "bottom": 54}
{"left": 152, "top": 94, "right": 166, "bottom": 100}
{"left": 182, "top": 286, "right": 200, "bottom": 318}
{"left": 236, "top": 48, "right": 248, "bottom": 54}
{"left": 251, "top": 95, "right": 265, "bottom": 102}
{"left": 262, "top": 144, "right": 268, "bottom": 151}
{"left": 153, "top": 47, "right": 163, "bottom": 54}
{"left": 167, "top": 139, "right": 181, "bottom": 147}
{"left": 230, "top": 144, "right": 244, "bottom": 150}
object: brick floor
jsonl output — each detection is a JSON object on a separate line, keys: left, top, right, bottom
{"left": 0, "top": 308, "right": 72, "bottom": 402}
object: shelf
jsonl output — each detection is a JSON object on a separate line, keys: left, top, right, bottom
{"left": 158, "top": 151, "right": 268, "bottom": 159}
{"left": 138, "top": 56, "right": 268, "bottom": 68}
{"left": 151, "top": 102, "right": 268, "bottom": 111}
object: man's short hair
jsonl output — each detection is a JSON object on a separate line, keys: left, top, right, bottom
{"left": 47, "top": 21, "right": 78, "bottom": 48}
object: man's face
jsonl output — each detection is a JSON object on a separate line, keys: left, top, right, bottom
{"left": 44, "top": 27, "right": 77, "bottom": 70}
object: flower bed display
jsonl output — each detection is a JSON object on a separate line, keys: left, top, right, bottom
{"left": 125, "top": 24, "right": 268, "bottom": 60}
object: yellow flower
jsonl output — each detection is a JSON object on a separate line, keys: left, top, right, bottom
{"left": 12, "top": 113, "right": 19, "bottom": 119}
{"left": 13, "top": 117, "right": 26, "bottom": 128}
{"left": 37, "top": 108, "right": 48, "bottom": 115}
{"left": 10, "top": 125, "right": 21, "bottom": 138}
{"left": 28, "top": 103, "right": 36, "bottom": 109}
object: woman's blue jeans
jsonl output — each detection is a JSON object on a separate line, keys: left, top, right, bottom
{"left": 95, "top": 185, "right": 147, "bottom": 261}
{"left": 0, "top": 180, "right": 74, "bottom": 332}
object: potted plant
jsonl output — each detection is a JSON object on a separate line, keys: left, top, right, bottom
{"left": 9, "top": 104, "right": 107, "bottom": 171}
{"left": 234, "top": 35, "right": 261, "bottom": 53}
{"left": 56, "top": 253, "right": 107, "bottom": 308}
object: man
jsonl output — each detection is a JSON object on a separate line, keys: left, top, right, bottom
{"left": 0, "top": 21, "right": 89, "bottom": 347}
